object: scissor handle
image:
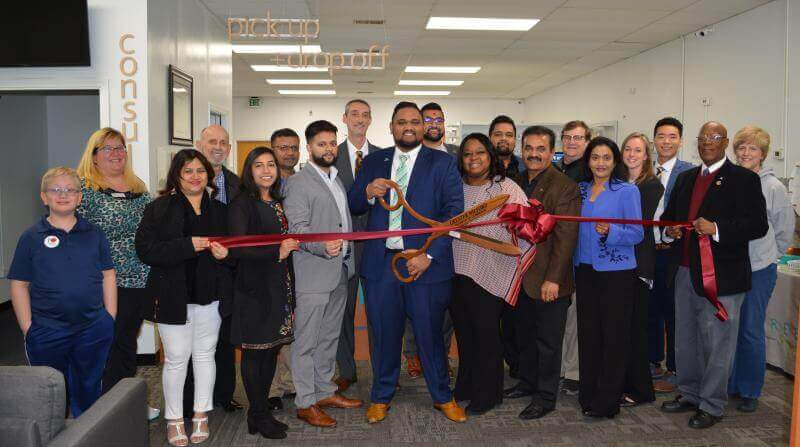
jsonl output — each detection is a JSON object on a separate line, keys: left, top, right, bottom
{"left": 376, "top": 180, "right": 439, "bottom": 227}
{"left": 389, "top": 233, "right": 443, "bottom": 283}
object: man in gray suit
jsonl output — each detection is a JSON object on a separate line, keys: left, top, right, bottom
{"left": 285, "top": 120, "right": 363, "bottom": 428}
{"left": 333, "top": 99, "right": 381, "bottom": 392}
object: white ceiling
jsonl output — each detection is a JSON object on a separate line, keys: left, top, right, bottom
{"left": 200, "top": 0, "right": 773, "bottom": 98}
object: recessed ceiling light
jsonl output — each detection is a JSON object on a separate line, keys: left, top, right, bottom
{"left": 252, "top": 65, "right": 329, "bottom": 72}
{"left": 426, "top": 17, "right": 539, "bottom": 31}
{"left": 233, "top": 45, "right": 321, "bottom": 54}
{"left": 278, "top": 89, "right": 336, "bottom": 95}
{"left": 399, "top": 80, "right": 463, "bottom": 86}
{"left": 266, "top": 79, "right": 333, "bottom": 85}
{"left": 394, "top": 90, "right": 451, "bottom": 96}
{"left": 405, "top": 66, "right": 480, "bottom": 73}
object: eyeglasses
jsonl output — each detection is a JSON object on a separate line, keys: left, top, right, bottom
{"left": 45, "top": 187, "right": 80, "bottom": 197}
{"left": 697, "top": 134, "right": 725, "bottom": 143}
{"left": 561, "top": 135, "right": 586, "bottom": 143}
{"left": 275, "top": 145, "right": 299, "bottom": 152}
{"left": 423, "top": 117, "right": 445, "bottom": 124}
{"left": 96, "top": 145, "right": 127, "bottom": 154}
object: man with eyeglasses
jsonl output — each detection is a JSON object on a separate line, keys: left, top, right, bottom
{"left": 333, "top": 99, "right": 381, "bottom": 393}
{"left": 421, "top": 102, "right": 459, "bottom": 157}
{"left": 649, "top": 117, "right": 694, "bottom": 394}
{"left": 555, "top": 120, "right": 591, "bottom": 183}
{"left": 554, "top": 120, "right": 591, "bottom": 397}
{"left": 659, "top": 122, "right": 767, "bottom": 429}
{"left": 271, "top": 128, "right": 301, "bottom": 180}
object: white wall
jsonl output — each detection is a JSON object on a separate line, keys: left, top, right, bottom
{"left": 524, "top": 0, "right": 792, "bottom": 176}
{"left": 0, "top": 96, "right": 49, "bottom": 301}
{"left": 147, "top": 0, "right": 233, "bottom": 190}
{"left": 46, "top": 95, "right": 101, "bottom": 168}
{"left": 233, "top": 97, "right": 525, "bottom": 164}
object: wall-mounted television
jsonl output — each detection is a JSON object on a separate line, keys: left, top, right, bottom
{"left": 0, "top": 1, "right": 90, "bottom": 67}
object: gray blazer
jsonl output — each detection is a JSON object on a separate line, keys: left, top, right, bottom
{"left": 284, "top": 164, "right": 355, "bottom": 294}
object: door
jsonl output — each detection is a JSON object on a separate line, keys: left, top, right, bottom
{"left": 236, "top": 140, "right": 269, "bottom": 177}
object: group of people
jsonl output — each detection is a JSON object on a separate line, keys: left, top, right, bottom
{"left": 7, "top": 97, "right": 795, "bottom": 446}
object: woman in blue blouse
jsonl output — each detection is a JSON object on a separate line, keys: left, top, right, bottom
{"left": 574, "top": 137, "right": 643, "bottom": 419}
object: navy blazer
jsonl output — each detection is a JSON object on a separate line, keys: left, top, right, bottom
{"left": 664, "top": 159, "right": 694, "bottom": 206}
{"left": 348, "top": 146, "right": 464, "bottom": 283}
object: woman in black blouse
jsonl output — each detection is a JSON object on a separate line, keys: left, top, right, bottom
{"left": 620, "top": 132, "right": 664, "bottom": 406}
{"left": 135, "top": 149, "right": 232, "bottom": 446}
{"left": 226, "top": 147, "right": 298, "bottom": 439}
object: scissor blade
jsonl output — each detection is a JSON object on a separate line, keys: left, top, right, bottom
{"left": 439, "top": 194, "right": 510, "bottom": 228}
{"left": 450, "top": 230, "right": 521, "bottom": 256}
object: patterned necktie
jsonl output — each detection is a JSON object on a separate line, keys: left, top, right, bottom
{"left": 389, "top": 154, "right": 409, "bottom": 231}
{"left": 355, "top": 150, "right": 363, "bottom": 177}
{"left": 701, "top": 167, "right": 710, "bottom": 177}
{"left": 656, "top": 166, "right": 665, "bottom": 181}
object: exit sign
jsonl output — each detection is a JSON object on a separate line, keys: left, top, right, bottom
{"left": 248, "top": 97, "right": 261, "bottom": 108}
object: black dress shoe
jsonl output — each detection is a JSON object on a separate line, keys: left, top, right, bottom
{"left": 268, "top": 397, "right": 284, "bottom": 411}
{"left": 688, "top": 409, "right": 721, "bottom": 429}
{"left": 519, "top": 402, "right": 553, "bottom": 420}
{"left": 661, "top": 396, "right": 698, "bottom": 413}
{"left": 509, "top": 368, "right": 520, "bottom": 379}
{"left": 465, "top": 402, "right": 495, "bottom": 415}
{"left": 503, "top": 385, "right": 532, "bottom": 399}
{"left": 583, "top": 409, "right": 615, "bottom": 419}
{"left": 737, "top": 398, "right": 758, "bottom": 413}
{"left": 218, "top": 399, "right": 245, "bottom": 412}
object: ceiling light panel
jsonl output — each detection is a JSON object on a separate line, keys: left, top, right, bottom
{"left": 426, "top": 17, "right": 539, "bottom": 31}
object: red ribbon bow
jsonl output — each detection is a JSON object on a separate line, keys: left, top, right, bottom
{"left": 498, "top": 199, "right": 556, "bottom": 244}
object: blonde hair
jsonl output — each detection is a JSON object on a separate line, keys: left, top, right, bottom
{"left": 621, "top": 132, "right": 656, "bottom": 184}
{"left": 41, "top": 166, "right": 80, "bottom": 192}
{"left": 76, "top": 128, "right": 147, "bottom": 193}
{"left": 733, "top": 126, "right": 771, "bottom": 159}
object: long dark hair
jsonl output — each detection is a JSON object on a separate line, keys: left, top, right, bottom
{"left": 239, "top": 146, "right": 283, "bottom": 202}
{"left": 582, "top": 136, "right": 628, "bottom": 186}
{"left": 159, "top": 149, "right": 218, "bottom": 197}
{"left": 457, "top": 132, "right": 505, "bottom": 182}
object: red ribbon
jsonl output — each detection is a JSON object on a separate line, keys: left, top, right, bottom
{"left": 211, "top": 199, "right": 727, "bottom": 321}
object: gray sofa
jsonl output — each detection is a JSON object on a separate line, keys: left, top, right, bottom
{"left": 0, "top": 366, "right": 148, "bottom": 447}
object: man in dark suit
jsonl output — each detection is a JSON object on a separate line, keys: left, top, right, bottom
{"left": 333, "top": 99, "right": 381, "bottom": 392}
{"left": 660, "top": 122, "right": 768, "bottom": 429}
{"left": 421, "top": 102, "right": 459, "bottom": 156}
{"left": 186, "top": 125, "right": 242, "bottom": 414}
{"left": 502, "top": 126, "right": 581, "bottom": 420}
{"left": 348, "top": 101, "right": 465, "bottom": 424}
{"left": 649, "top": 117, "right": 694, "bottom": 393}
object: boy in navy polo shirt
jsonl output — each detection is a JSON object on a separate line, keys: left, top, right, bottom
{"left": 9, "top": 167, "right": 117, "bottom": 417}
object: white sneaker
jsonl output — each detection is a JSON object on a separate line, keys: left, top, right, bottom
{"left": 148, "top": 406, "right": 161, "bottom": 421}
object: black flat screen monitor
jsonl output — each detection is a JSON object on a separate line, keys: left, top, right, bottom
{"left": 0, "top": 1, "right": 91, "bottom": 67}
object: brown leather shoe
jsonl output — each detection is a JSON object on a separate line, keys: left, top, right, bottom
{"left": 333, "top": 377, "right": 354, "bottom": 393}
{"left": 366, "top": 403, "right": 390, "bottom": 423}
{"left": 434, "top": 399, "right": 467, "bottom": 423}
{"left": 317, "top": 393, "right": 364, "bottom": 409}
{"left": 297, "top": 405, "right": 337, "bottom": 428}
{"left": 407, "top": 355, "right": 422, "bottom": 379}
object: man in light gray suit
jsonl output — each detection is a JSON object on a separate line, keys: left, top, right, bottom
{"left": 285, "top": 120, "right": 363, "bottom": 428}
{"left": 333, "top": 99, "right": 381, "bottom": 392}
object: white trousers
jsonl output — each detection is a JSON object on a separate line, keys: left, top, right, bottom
{"left": 157, "top": 302, "right": 222, "bottom": 420}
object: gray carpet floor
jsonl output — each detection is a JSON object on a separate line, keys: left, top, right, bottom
{"left": 140, "top": 361, "right": 792, "bottom": 446}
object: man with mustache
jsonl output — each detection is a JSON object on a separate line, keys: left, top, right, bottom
{"left": 271, "top": 128, "right": 301, "bottom": 179}
{"left": 349, "top": 101, "right": 465, "bottom": 424}
{"left": 503, "top": 126, "right": 581, "bottom": 420}
{"left": 183, "top": 125, "right": 243, "bottom": 415}
{"left": 333, "top": 99, "right": 381, "bottom": 392}
{"left": 284, "top": 120, "right": 363, "bottom": 428}
{"left": 659, "top": 121, "right": 767, "bottom": 429}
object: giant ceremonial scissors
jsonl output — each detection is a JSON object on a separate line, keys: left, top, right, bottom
{"left": 377, "top": 180, "right": 521, "bottom": 283}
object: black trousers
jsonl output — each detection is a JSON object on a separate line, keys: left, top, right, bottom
{"left": 241, "top": 347, "right": 279, "bottom": 417}
{"left": 624, "top": 280, "right": 655, "bottom": 403}
{"left": 501, "top": 301, "right": 519, "bottom": 374}
{"left": 575, "top": 264, "right": 635, "bottom": 416}
{"left": 102, "top": 287, "right": 146, "bottom": 394}
{"left": 450, "top": 275, "right": 504, "bottom": 407}
{"left": 183, "top": 315, "right": 236, "bottom": 416}
{"left": 514, "top": 289, "right": 570, "bottom": 410}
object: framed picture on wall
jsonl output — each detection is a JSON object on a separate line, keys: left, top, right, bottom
{"left": 168, "top": 65, "right": 193, "bottom": 146}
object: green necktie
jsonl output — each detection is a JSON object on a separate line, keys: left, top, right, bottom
{"left": 389, "top": 154, "right": 409, "bottom": 231}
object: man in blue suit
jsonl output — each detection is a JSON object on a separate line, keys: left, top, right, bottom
{"left": 348, "top": 101, "right": 466, "bottom": 424}
{"left": 649, "top": 117, "right": 695, "bottom": 393}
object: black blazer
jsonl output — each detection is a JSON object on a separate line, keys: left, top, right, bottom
{"left": 634, "top": 176, "right": 664, "bottom": 282}
{"left": 222, "top": 166, "right": 241, "bottom": 202}
{"left": 135, "top": 192, "right": 233, "bottom": 324}
{"left": 661, "top": 159, "right": 768, "bottom": 296}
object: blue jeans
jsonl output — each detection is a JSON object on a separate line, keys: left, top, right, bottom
{"left": 25, "top": 313, "right": 115, "bottom": 417}
{"left": 728, "top": 264, "right": 778, "bottom": 399}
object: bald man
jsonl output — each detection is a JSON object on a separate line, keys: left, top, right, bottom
{"left": 183, "top": 125, "right": 243, "bottom": 414}
{"left": 659, "top": 122, "right": 767, "bottom": 429}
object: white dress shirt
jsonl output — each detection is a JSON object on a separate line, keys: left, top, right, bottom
{"left": 386, "top": 145, "right": 422, "bottom": 249}
{"left": 653, "top": 156, "right": 678, "bottom": 243}
{"left": 309, "top": 161, "right": 351, "bottom": 256}
{"left": 662, "top": 157, "right": 726, "bottom": 243}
